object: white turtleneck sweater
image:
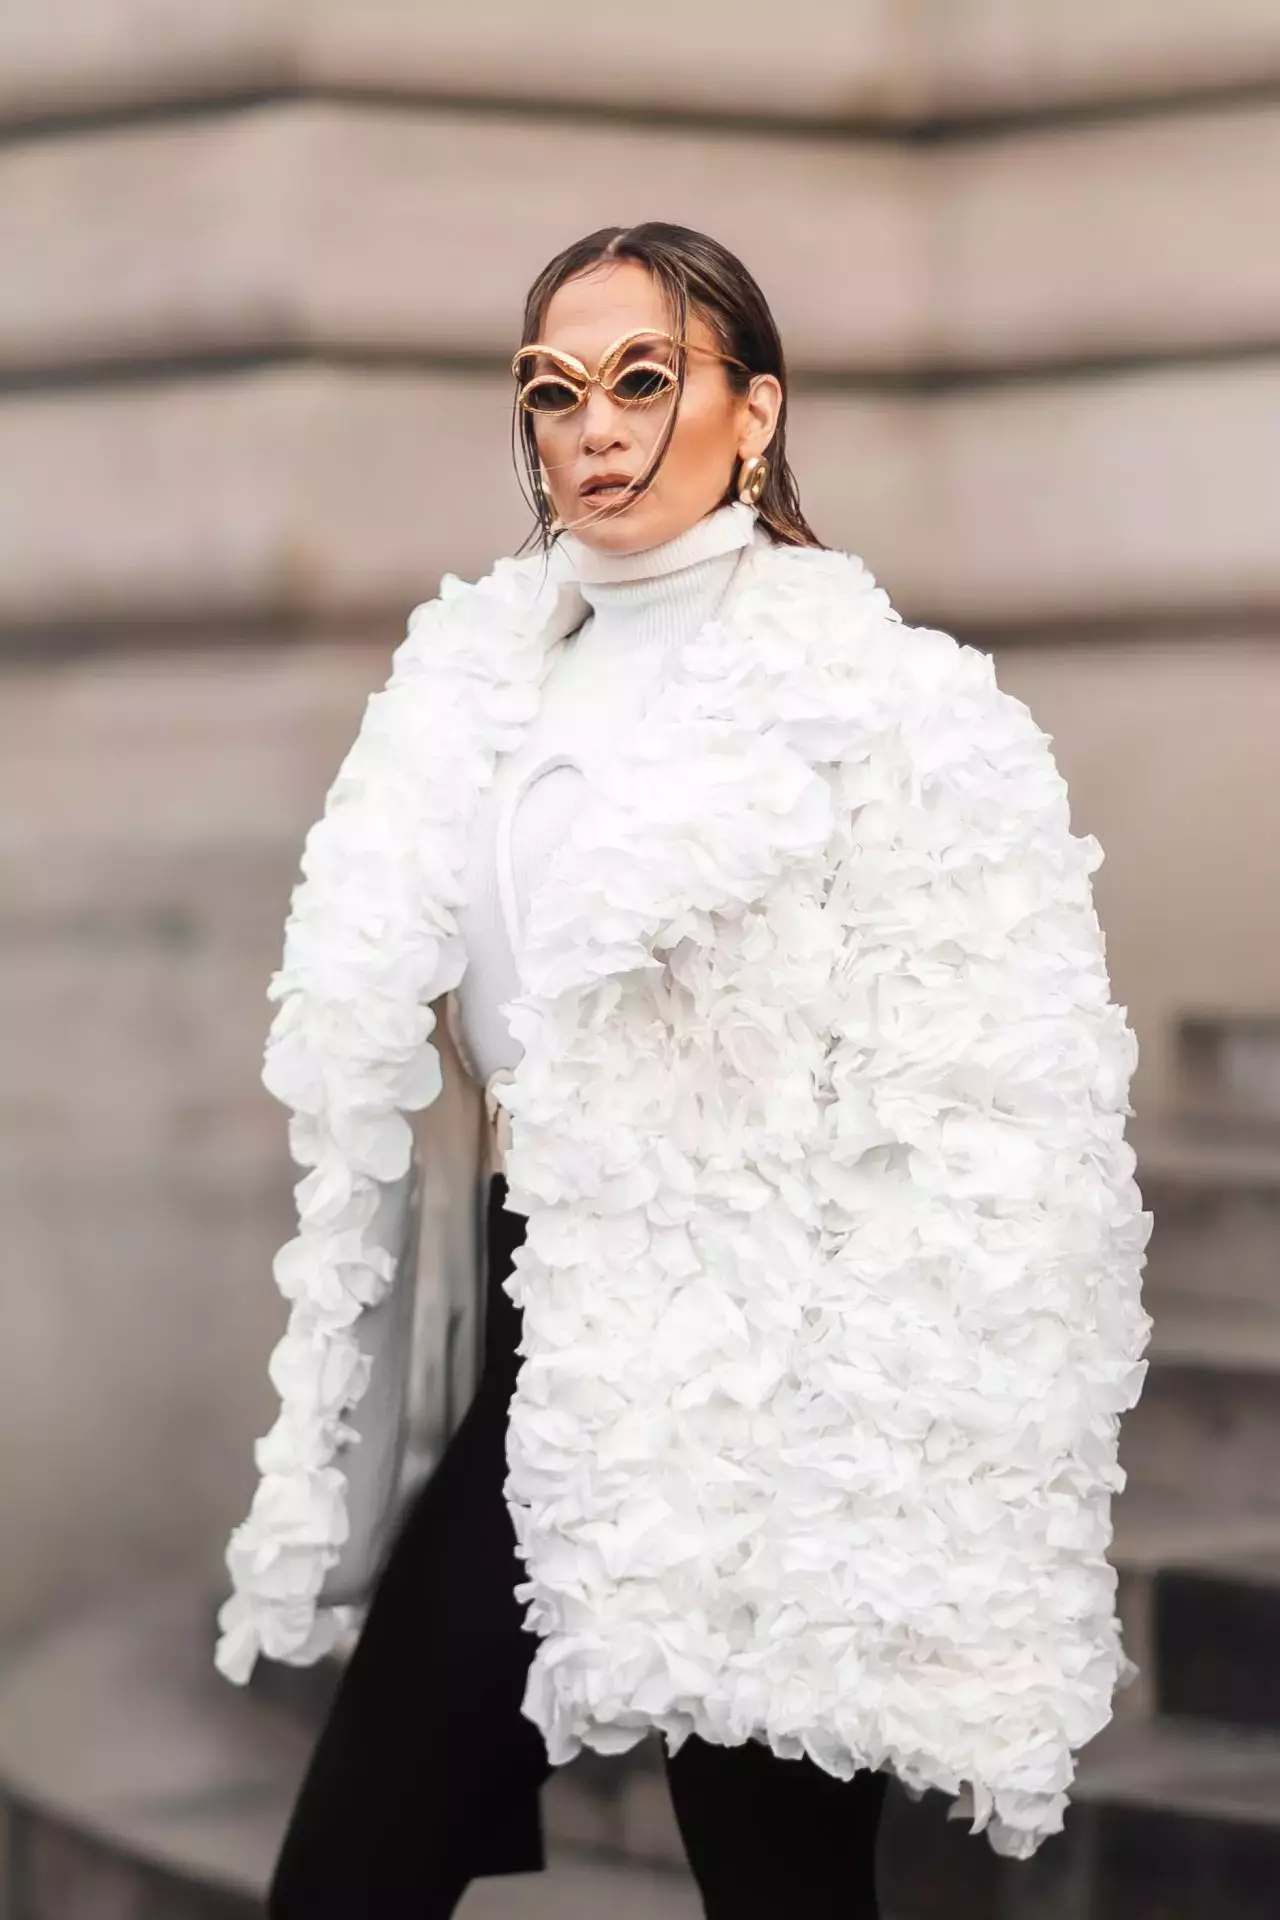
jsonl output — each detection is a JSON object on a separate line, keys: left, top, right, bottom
{"left": 450, "top": 501, "right": 757, "bottom": 1085}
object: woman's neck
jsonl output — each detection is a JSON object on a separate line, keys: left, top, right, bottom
{"left": 557, "top": 499, "right": 756, "bottom": 588}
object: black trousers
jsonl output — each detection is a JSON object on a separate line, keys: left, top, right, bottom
{"left": 269, "top": 1175, "right": 886, "bottom": 1919}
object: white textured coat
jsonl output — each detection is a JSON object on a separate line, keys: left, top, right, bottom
{"left": 215, "top": 523, "right": 1151, "bottom": 1859}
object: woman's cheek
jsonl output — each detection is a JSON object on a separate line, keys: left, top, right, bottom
{"left": 536, "top": 425, "right": 574, "bottom": 505}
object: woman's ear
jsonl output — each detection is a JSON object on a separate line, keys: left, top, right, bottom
{"left": 739, "top": 373, "right": 783, "bottom": 461}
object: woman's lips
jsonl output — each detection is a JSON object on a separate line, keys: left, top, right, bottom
{"left": 579, "top": 477, "right": 634, "bottom": 501}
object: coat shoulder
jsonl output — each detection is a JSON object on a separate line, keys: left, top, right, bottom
{"left": 750, "top": 538, "right": 978, "bottom": 678}
{"left": 750, "top": 538, "right": 935, "bottom": 648}
{"left": 751, "top": 536, "right": 884, "bottom": 601}
{"left": 750, "top": 540, "right": 1053, "bottom": 756}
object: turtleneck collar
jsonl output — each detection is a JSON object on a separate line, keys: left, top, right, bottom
{"left": 555, "top": 500, "right": 757, "bottom": 587}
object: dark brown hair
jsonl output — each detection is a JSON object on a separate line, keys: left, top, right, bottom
{"left": 511, "top": 221, "right": 823, "bottom": 554}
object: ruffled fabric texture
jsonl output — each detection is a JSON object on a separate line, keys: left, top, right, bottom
{"left": 495, "top": 537, "right": 1151, "bottom": 1860}
{"left": 215, "top": 526, "right": 1151, "bottom": 1862}
{"left": 213, "top": 550, "right": 578, "bottom": 1685}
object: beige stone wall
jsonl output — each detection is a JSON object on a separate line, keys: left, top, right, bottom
{"left": 995, "top": 638, "right": 1280, "bottom": 1116}
{"left": 0, "top": 645, "right": 380, "bottom": 1623}
{"left": 7, "top": 1, "right": 1280, "bottom": 125}
{"left": 5, "top": 98, "right": 1277, "bottom": 373}
{"left": 3, "top": 2, "right": 1276, "bottom": 1632}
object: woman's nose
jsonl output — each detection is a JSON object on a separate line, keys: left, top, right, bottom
{"left": 579, "top": 387, "right": 628, "bottom": 452}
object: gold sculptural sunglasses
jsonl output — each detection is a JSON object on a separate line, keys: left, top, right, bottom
{"left": 512, "top": 327, "right": 750, "bottom": 417}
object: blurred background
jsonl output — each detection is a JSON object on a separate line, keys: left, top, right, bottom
{"left": 1, "top": 2, "right": 1279, "bottom": 1915}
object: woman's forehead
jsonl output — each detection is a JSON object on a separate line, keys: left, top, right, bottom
{"left": 538, "top": 264, "right": 714, "bottom": 365}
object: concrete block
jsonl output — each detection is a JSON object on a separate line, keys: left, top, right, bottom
{"left": 7, "top": 97, "right": 1280, "bottom": 381}
{"left": 0, "top": 367, "right": 526, "bottom": 626}
{"left": 0, "top": 0, "right": 924, "bottom": 128}
{"left": 301, "top": 0, "right": 926, "bottom": 124}
{"left": 0, "top": 107, "right": 304, "bottom": 373}
{"left": 0, "top": 101, "right": 928, "bottom": 376}
{"left": 901, "top": 361, "right": 1280, "bottom": 627}
{"left": 936, "top": 102, "right": 1280, "bottom": 366}
{"left": 926, "top": 0, "right": 1280, "bottom": 116}
{"left": 1135, "top": 1167, "right": 1280, "bottom": 1316}
{"left": 0, "top": 0, "right": 293, "bottom": 125}
{"left": 0, "top": 636, "right": 388, "bottom": 848}
{"left": 1122, "top": 1347, "right": 1280, "bottom": 1518}
{"left": 7, "top": 0, "right": 1280, "bottom": 129}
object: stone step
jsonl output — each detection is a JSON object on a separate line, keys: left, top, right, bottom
{"left": 1156, "top": 1555, "right": 1280, "bottom": 1732}
{"left": 1174, "top": 1013, "right": 1280, "bottom": 1139}
{"left": 0, "top": 1579, "right": 942, "bottom": 1918}
{"left": 1120, "top": 1294, "right": 1280, "bottom": 1516}
{"left": 1048, "top": 1714, "right": 1280, "bottom": 1920}
{"left": 0, "top": 1780, "right": 712, "bottom": 1920}
{"left": 0, "top": 1580, "right": 711, "bottom": 1919}
{"left": 1073, "top": 1714, "right": 1280, "bottom": 1920}
{"left": 3, "top": 1792, "right": 255, "bottom": 1920}
{"left": 1135, "top": 1128, "right": 1280, "bottom": 1314}
{"left": 15, "top": 1578, "right": 1280, "bottom": 1919}
{"left": 0, "top": 1584, "right": 312, "bottom": 1913}
{"left": 1148, "top": 1294, "right": 1280, "bottom": 1374}
{"left": 881, "top": 1714, "right": 1280, "bottom": 1920}
{"left": 1112, "top": 1488, "right": 1280, "bottom": 1728}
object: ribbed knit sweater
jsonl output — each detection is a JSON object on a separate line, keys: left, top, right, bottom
{"left": 450, "top": 500, "right": 757, "bottom": 1084}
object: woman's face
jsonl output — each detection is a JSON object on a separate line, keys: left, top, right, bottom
{"left": 526, "top": 259, "right": 781, "bottom": 554}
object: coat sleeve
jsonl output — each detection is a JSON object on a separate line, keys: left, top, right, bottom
{"left": 214, "top": 995, "right": 487, "bottom": 1683}
{"left": 816, "top": 618, "right": 1153, "bottom": 1858}
{"left": 313, "top": 1150, "right": 424, "bottom": 1609}
{"left": 323, "top": 992, "right": 489, "bottom": 1606}
{"left": 213, "top": 1145, "right": 426, "bottom": 1682}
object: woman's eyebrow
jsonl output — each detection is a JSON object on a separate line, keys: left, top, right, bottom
{"left": 521, "top": 333, "right": 673, "bottom": 374}
{"left": 523, "top": 344, "right": 585, "bottom": 373}
{"left": 610, "top": 332, "right": 676, "bottom": 362}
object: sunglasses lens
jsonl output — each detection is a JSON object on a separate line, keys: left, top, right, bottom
{"left": 523, "top": 377, "right": 581, "bottom": 414}
{"left": 611, "top": 365, "right": 677, "bottom": 404}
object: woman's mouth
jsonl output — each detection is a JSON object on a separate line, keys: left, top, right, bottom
{"left": 579, "top": 476, "right": 634, "bottom": 503}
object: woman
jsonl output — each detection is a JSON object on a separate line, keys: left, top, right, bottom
{"left": 215, "top": 223, "right": 1151, "bottom": 1917}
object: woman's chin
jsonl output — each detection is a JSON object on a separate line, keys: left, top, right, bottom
{"left": 559, "top": 496, "right": 687, "bottom": 554}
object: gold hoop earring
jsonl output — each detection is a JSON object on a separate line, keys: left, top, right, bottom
{"left": 737, "top": 453, "right": 768, "bottom": 507}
